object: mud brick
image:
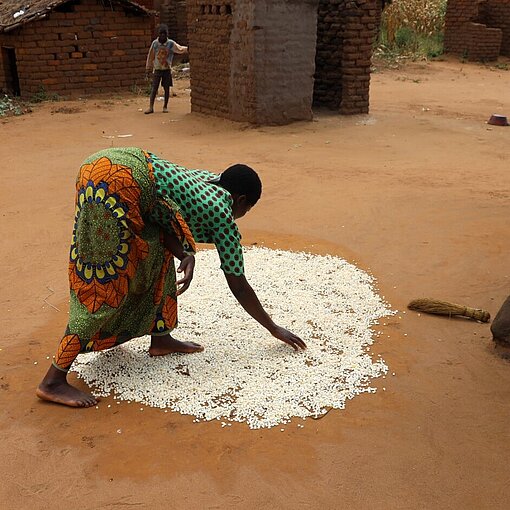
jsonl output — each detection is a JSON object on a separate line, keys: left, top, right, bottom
{"left": 43, "top": 20, "right": 59, "bottom": 28}
{"left": 73, "top": 18, "right": 91, "bottom": 26}
{"left": 59, "top": 32, "right": 78, "bottom": 41}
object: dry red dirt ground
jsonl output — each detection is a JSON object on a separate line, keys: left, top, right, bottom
{"left": 1, "top": 58, "right": 510, "bottom": 509}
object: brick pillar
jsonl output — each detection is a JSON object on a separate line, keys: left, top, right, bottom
{"left": 188, "top": 0, "right": 319, "bottom": 125}
{"left": 314, "top": 0, "right": 377, "bottom": 115}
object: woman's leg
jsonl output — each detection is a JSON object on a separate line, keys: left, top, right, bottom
{"left": 150, "top": 289, "right": 203, "bottom": 356}
{"left": 149, "top": 333, "right": 203, "bottom": 356}
{"left": 37, "top": 364, "right": 98, "bottom": 408}
{"left": 37, "top": 334, "right": 97, "bottom": 407}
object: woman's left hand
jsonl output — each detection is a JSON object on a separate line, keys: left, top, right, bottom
{"left": 176, "top": 255, "right": 195, "bottom": 295}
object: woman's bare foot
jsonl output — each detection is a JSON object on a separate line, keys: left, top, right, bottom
{"left": 36, "top": 365, "right": 98, "bottom": 408}
{"left": 149, "top": 334, "right": 204, "bottom": 356}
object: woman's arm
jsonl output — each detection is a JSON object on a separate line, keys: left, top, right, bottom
{"left": 224, "top": 273, "right": 306, "bottom": 351}
{"left": 163, "top": 231, "right": 195, "bottom": 295}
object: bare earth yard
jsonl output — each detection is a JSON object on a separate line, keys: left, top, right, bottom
{"left": 1, "top": 58, "right": 510, "bottom": 509}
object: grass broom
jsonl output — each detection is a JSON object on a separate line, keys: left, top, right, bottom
{"left": 407, "top": 298, "right": 490, "bottom": 323}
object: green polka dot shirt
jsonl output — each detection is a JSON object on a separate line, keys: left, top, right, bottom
{"left": 147, "top": 152, "right": 244, "bottom": 276}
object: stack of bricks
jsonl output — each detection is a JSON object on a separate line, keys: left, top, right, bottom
{"left": 444, "top": 0, "right": 505, "bottom": 60}
{"left": 0, "top": 0, "right": 152, "bottom": 97}
{"left": 485, "top": 0, "right": 510, "bottom": 56}
{"left": 314, "top": 0, "right": 377, "bottom": 115}
{"left": 161, "top": 0, "right": 188, "bottom": 44}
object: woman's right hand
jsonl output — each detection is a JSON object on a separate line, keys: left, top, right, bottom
{"left": 224, "top": 273, "right": 307, "bottom": 351}
{"left": 176, "top": 255, "right": 195, "bottom": 295}
{"left": 270, "top": 325, "right": 307, "bottom": 351}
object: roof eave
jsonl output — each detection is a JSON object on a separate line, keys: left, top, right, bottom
{"left": 0, "top": 0, "right": 155, "bottom": 34}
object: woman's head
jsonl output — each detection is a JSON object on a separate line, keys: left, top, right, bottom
{"left": 219, "top": 164, "right": 262, "bottom": 219}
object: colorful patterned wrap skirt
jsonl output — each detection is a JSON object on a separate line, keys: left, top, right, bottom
{"left": 54, "top": 147, "right": 195, "bottom": 371}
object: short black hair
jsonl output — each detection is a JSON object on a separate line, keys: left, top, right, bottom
{"left": 158, "top": 24, "right": 169, "bottom": 34}
{"left": 219, "top": 164, "right": 262, "bottom": 206}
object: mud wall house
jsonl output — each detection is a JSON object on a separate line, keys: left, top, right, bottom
{"left": 0, "top": 0, "right": 154, "bottom": 98}
{"left": 186, "top": 0, "right": 377, "bottom": 125}
{"left": 444, "top": 0, "right": 510, "bottom": 60}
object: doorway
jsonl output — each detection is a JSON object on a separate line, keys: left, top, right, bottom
{"left": 2, "top": 47, "right": 21, "bottom": 96}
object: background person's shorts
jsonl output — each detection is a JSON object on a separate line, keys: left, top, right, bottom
{"left": 152, "top": 69, "right": 173, "bottom": 89}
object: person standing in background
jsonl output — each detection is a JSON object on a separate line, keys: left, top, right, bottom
{"left": 145, "top": 24, "right": 188, "bottom": 114}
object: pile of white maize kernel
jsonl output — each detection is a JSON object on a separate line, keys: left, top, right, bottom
{"left": 72, "top": 247, "right": 393, "bottom": 429}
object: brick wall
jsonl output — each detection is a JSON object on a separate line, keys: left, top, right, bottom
{"left": 485, "top": 0, "right": 510, "bottom": 56}
{"left": 188, "top": 0, "right": 318, "bottom": 124}
{"left": 0, "top": 0, "right": 152, "bottom": 97}
{"left": 187, "top": 1, "right": 233, "bottom": 117}
{"left": 134, "top": 0, "right": 160, "bottom": 33}
{"left": 444, "top": 0, "right": 508, "bottom": 60}
{"left": 314, "top": 0, "right": 377, "bottom": 114}
{"left": 249, "top": 0, "right": 318, "bottom": 123}
{"left": 228, "top": 2, "right": 256, "bottom": 122}
{"left": 161, "top": 0, "right": 188, "bottom": 44}
{"left": 0, "top": 47, "right": 12, "bottom": 92}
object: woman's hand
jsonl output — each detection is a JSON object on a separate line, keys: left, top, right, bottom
{"left": 270, "top": 325, "right": 307, "bottom": 351}
{"left": 176, "top": 255, "right": 195, "bottom": 295}
{"left": 224, "top": 273, "right": 307, "bottom": 351}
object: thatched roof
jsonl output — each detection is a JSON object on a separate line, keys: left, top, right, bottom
{"left": 0, "top": 0, "right": 153, "bottom": 33}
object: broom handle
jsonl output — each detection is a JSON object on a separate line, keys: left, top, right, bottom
{"left": 463, "top": 307, "right": 490, "bottom": 322}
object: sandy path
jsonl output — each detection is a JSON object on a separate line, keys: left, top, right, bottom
{"left": 1, "top": 58, "right": 509, "bottom": 509}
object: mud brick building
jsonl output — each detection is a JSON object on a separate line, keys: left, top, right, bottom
{"left": 0, "top": 0, "right": 153, "bottom": 97}
{"left": 187, "top": 0, "right": 318, "bottom": 124}
{"left": 187, "top": 0, "right": 377, "bottom": 124}
{"left": 445, "top": 0, "right": 510, "bottom": 60}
